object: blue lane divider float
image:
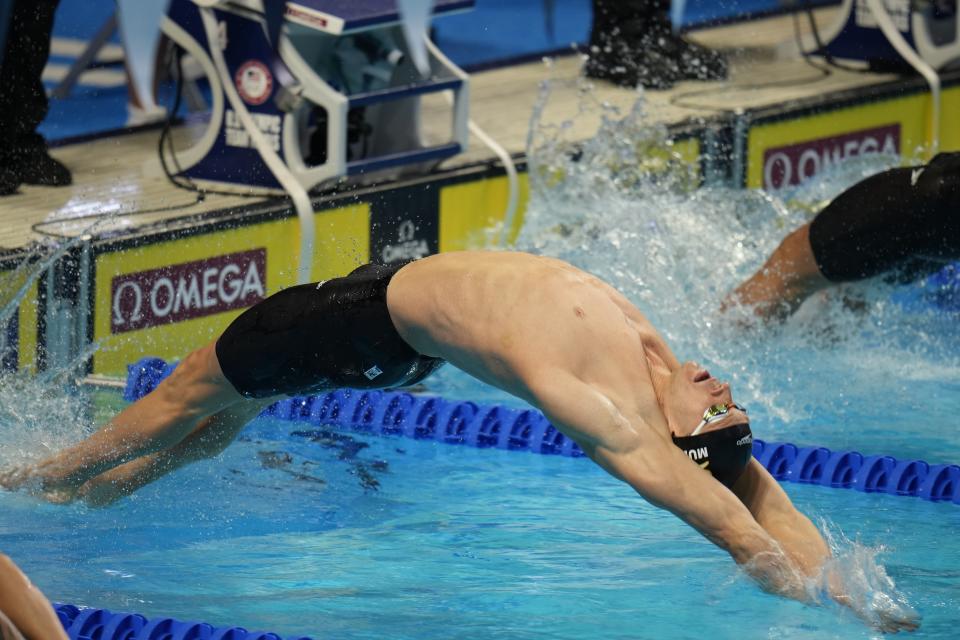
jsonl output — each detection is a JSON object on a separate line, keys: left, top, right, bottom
{"left": 53, "top": 603, "right": 312, "bottom": 640}
{"left": 124, "top": 358, "right": 960, "bottom": 504}
{"left": 923, "top": 262, "right": 960, "bottom": 311}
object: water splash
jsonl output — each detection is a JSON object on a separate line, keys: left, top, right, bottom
{"left": 810, "top": 519, "right": 920, "bottom": 632}
{"left": 0, "top": 367, "right": 93, "bottom": 468}
{"left": 737, "top": 516, "right": 920, "bottom": 632}
{"left": 0, "top": 239, "right": 96, "bottom": 469}
{"left": 519, "top": 72, "right": 960, "bottom": 459}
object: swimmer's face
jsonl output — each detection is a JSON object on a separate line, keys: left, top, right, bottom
{"left": 665, "top": 362, "right": 748, "bottom": 437}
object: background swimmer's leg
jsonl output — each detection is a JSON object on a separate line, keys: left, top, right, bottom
{"left": 726, "top": 153, "right": 960, "bottom": 321}
{"left": 0, "top": 553, "right": 68, "bottom": 640}
{"left": 724, "top": 223, "right": 830, "bottom": 320}
{"left": 76, "top": 397, "right": 278, "bottom": 507}
{"left": 8, "top": 341, "right": 244, "bottom": 497}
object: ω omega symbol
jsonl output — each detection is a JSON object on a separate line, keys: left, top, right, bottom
{"left": 397, "top": 219, "right": 416, "bottom": 242}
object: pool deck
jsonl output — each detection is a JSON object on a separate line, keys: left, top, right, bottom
{"left": 1, "top": 5, "right": 925, "bottom": 254}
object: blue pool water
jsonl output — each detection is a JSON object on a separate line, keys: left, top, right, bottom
{"left": 2, "top": 416, "right": 957, "bottom": 638}
{"left": 3, "top": 83, "right": 960, "bottom": 637}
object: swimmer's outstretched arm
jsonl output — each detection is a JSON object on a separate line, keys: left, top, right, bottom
{"left": 733, "top": 460, "right": 829, "bottom": 575}
{"left": 733, "top": 461, "right": 919, "bottom": 632}
{"left": 0, "top": 553, "right": 69, "bottom": 640}
{"left": 527, "top": 367, "right": 915, "bottom": 633}
{"left": 525, "top": 368, "right": 814, "bottom": 601}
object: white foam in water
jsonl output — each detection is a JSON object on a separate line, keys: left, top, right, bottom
{"left": 0, "top": 368, "right": 92, "bottom": 469}
{"left": 813, "top": 518, "right": 920, "bottom": 629}
{"left": 0, "top": 240, "right": 96, "bottom": 471}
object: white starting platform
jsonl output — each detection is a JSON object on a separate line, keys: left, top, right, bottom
{"left": 162, "top": 0, "right": 473, "bottom": 193}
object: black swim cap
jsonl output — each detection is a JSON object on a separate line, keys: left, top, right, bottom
{"left": 672, "top": 423, "right": 754, "bottom": 488}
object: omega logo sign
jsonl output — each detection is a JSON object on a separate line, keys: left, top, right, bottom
{"left": 762, "top": 124, "right": 900, "bottom": 189}
{"left": 381, "top": 219, "right": 429, "bottom": 263}
{"left": 110, "top": 249, "right": 266, "bottom": 334}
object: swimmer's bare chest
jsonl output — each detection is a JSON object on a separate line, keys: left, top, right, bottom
{"left": 388, "top": 253, "right": 657, "bottom": 406}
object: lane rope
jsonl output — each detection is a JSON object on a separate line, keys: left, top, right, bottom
{"left": 125, "top": 358, "right": 960, "bottom": 504}
{"left": 53, "top": 602, "right": 312, "bottom": 640}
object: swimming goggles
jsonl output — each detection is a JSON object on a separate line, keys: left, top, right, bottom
{"left": 691, "top": 403, "right": 748, "bottom": 436}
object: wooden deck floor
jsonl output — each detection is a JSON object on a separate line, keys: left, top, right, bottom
{"left": 1, "top": 6, "right": 896, "bottom": 254}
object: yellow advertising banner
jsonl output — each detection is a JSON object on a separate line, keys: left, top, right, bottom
{"left": 942, "top": 85, "right": 960, "bottom": 152}
{"left": 439, "top": 173, "right": 531, "bottom": 251}
{"left": 746, "top": 94, "right": 933, "bottom": 190}
{"left": 674, "top": 136, "right": 701, "bottom": 168}
{"left": 18, "top": 280, "right": 38, "bottom": 372}
{"left": 93, "top": 204, "right": 370, "bottom": 376}
{"left": 0, "top": 264, "right": 39, "bottom": 373}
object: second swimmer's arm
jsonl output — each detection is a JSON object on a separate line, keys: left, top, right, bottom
{"left": 733, "top": 461, "right": 920, "bottom": 632}
{"left": 602, "top": 437, "right": 813, "bottom": 601}
{"left": 525, "top": 368, "right": 812, "bottom": 601}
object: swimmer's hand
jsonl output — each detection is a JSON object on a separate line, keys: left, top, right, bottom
{"left": 871, "top": 607, "right": 920, "bottom": 633}
{"left": 825, "top": 568, "right": 921, "bottom": 633}
{"left": 832, "top": 592, "right": 921, "bottom": 633}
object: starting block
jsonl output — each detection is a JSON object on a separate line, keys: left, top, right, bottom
{"left": 161, "top": 0, "right": 474, "bottom": 192}
{"left": 813, "top": 0, "right": 960, "bottom": 70}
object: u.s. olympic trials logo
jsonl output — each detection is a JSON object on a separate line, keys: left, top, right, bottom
{"left": 235, "top": 60, "right": 273, "bottom": 106}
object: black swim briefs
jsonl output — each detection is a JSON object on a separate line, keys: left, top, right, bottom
{"left": 809, "top": 152, "right": 960, "bottom": 283}
{"left": 215, "top": 261, "right": 444, "bottom": 398}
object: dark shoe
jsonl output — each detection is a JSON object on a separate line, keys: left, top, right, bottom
{"left": 15, "top": 148, "right": 72, "bottom": 186}
{"left": 585, "top": 26, "right": 681, "bottom": 90}
{"left": 669, "top": 35, "right": 728, "bottom": 82}
{"left": 585, "top": 20, "right": 727, "bottom": 89}
{"left": 0, "top": 165, "right": 21, "bottom": 195}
